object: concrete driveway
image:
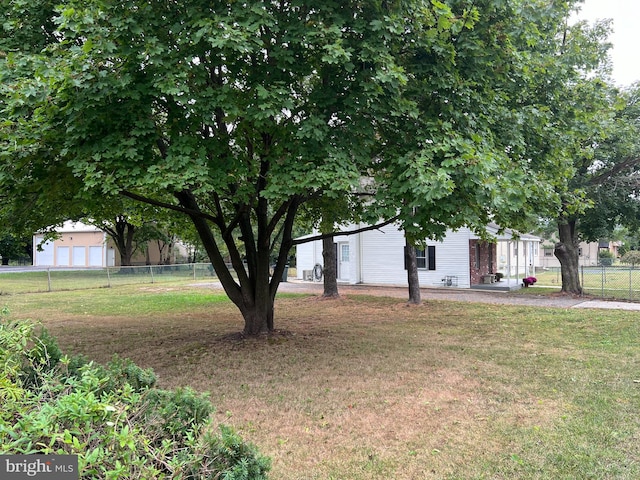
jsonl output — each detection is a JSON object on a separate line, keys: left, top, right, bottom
{"left": 278, "top": 280, "right": 640, "bottom": 311}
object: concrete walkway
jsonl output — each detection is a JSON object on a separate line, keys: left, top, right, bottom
{"left": 572, "top": 300, "right": 640, "bottom": 311}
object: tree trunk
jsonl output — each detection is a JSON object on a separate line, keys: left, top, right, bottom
{"left": 322, "top": 235, "right": 339, "bottom": 298}
{"left": 405, "top": 239, "right": 421, "bottom": 304}
{"left": 555, "top": 220, "right": 583, "bottom": 295}
{"left": 120, "top": 250, "right": 133, "bottom": 267}
{"left": 239, "top": 259, "right": 275, "bottom": 335}
{"left": 103, "top": 216, "right": 137, "bottom": 267}
{"left": 191, "top": 211, "right": 276, "bottom": 335}
{"left": 117, "top": 226, "right": 135, "bottom": 267}
{"left": 174, "top": 190, "right": 299, "bottom": 336}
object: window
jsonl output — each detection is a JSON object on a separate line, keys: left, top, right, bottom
{"left": 341, "top": 244, "right": 350, "bottom": 262}
{"left": 544, "top": 249, "right": 553, "bottom": 257}
{"left": 415, "top": 246, "right": 436, "bottom": 270}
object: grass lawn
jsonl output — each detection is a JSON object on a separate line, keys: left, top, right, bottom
{"left": 2, "top": 285, "right": 640, "bottom": 479}
{"left": 0, "top": 264, "right": 219, "bottom": 294}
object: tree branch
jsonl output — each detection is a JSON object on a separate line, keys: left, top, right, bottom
{"left": 292, "top": 215, "right": 401, "bottom": 245}
{"left": 589, "top": 156, "right": 640, "bottom": 186}
{"left": 120, "top": 190, "right": 219, "bottom": 223}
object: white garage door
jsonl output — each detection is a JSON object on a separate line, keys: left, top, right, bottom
{"left": 56, "top": 246, "right": 70, "bottom": 266}
{"left": 35, "top": 237, "right": 54, "bottom": 266}
{"left": 89, "top": 246, "right": 103, "bottom": 267}
{"left": 72, "top": 246, "right": 86, "bottom": 266}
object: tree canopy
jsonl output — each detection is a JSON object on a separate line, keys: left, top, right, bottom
{"left": 0, "top": 0, "right": 607, "bottom": 333}
{"left": 552, "top": 80, "right": 640, "bottom": 293}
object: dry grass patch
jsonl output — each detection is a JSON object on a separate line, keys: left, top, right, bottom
{"left": 3, "top": 286, "right": 640, "bottom": 479}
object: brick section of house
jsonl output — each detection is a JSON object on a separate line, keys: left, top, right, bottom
{"left": 469, "top": 240, "right": 497, "bottom": 285}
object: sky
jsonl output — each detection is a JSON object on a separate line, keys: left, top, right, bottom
{"left": 574, "top": 0, "right": 640, "bottom": 86}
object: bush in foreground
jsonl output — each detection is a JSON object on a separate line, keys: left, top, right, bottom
{"left": 0, "top": 309, "right": 270, "bottom": 479}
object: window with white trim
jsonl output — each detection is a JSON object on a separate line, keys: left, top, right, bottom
{"left": 415, "top": 246, "right": 436, "bottom": 270}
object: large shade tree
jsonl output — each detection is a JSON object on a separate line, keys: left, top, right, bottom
{"left": 534, "top": 12, "right": 640, "bottom": 294}
{"left": 555, "top": 82, "right": 640, "bottom": 293}
{"left": 345, "top": 0, "right": 600, "bottom": 300}
{"left": 1, "top": 0, "right": 596, "bottom": 333}
{"left": 296, "top": 0, "right": 601, "bottom": 305}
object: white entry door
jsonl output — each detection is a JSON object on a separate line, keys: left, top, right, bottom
{"left": 338, "top": 242, "right": 350, "bottom": 281}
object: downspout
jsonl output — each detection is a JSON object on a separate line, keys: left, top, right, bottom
{"left": 358, "top": 224, "right": 364, "bottom": 284}
{"left": 516, "top": 240, "right": 520, "bottom": 285}
{"left": 507, "top": 241, "right": 512, "bottom": 284}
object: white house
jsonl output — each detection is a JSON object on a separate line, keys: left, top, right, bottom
{"left": 496, "top": 231, "right": 540, "bottom": 277}
{"left": 296, "top": 223, "right": 540, "bottom": 289}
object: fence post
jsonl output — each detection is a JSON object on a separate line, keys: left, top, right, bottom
{"left": 581, "top": 266, "right": 584, "bottom": 294}
{"left": 630, "top": 267, "right": 633, "bottom": 301}
{"left": 149, "top": 265, "right": 155, "bottom": 284}
{"left": 47, "top": 268, "right": 52, "bottom": 292}
{"left": 193, "top": 263, "right": 196, "bottom": 281}
{"left": 106, "top": 266, "right": 111, "bottom": 288}
{"left": 601, "top": 266, "right": 605, "bottom": 298}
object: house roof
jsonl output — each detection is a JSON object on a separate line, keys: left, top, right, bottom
{"left": 473, "top": 223, "right": 540, "bottom": 242}
{"left": 39, "top": 221, "right": 102, "bottom": 234}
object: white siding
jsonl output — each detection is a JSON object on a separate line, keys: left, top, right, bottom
{"left": 358, "top": 225, "right": 471, "bottom": 288}
{"left": 425, "top": 229, "right": 471, "bottom": 289}
{"left": 295, "top": 236, "right": 324, "bottom": 280}
{"left": 296, "top": 224, "right": 473, "bottom": 288}
{"left": 358, "top": 225, "right": 405, "bottom": 285}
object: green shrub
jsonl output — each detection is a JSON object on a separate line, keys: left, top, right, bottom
{"left": 91, "top": 355, "right": 158, "bottom": 394}
{"left": 191, "top": 425, "right": 271, "bottom": 480}
{"left": 142, "top": 387, "right": 214, "bottom": 444}
{"left": 599, "top": 249, "right": 615, "bottom": 266}
{"left": 0, "top": 312, "right": 271, "bottom": 479}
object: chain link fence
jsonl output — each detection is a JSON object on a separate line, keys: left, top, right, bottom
{"left": 581, "top": 266, "right": 640, "bottom": 301}
{"left": 0, "top": 263, "right": 221, "bottom": 295}
{"left": 538, "top": 266, "right": 640, "bottom": 301}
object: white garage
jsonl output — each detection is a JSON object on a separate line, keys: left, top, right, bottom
{"left": 33, "top": 221, "right": 109, "bottom": 267}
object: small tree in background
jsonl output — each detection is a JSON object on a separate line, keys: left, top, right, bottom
{"left": 621, "top": 251, "right": 640, "bottom": 267}
{"left": 598, "top": 250, "right": 615, "bottom": 266}
{"left": 0, "top": 233, "right": 31, "bottom": 265}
